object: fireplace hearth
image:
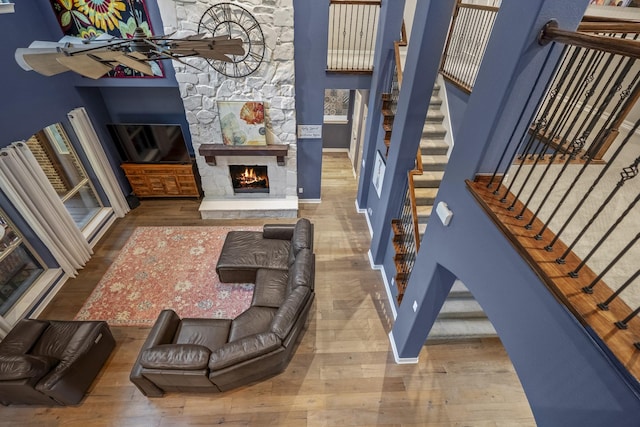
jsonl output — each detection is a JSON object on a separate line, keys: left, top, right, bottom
{"left": 229, "top": 165, "right": 269, "bottom": 194}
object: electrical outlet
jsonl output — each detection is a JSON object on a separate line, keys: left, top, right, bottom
{"left": 412, "top": 300, "right": 418, "bottom": 312}
{"left": 362, "top": 159, "right": 365, "bottom": 168}
{"left": 298, "top": 187, "right": 303, "bottom": 194}
{"left": 367, "top": 207, "right": 372, "bottom": 215}
{"left": 391, "top": 278, "right": 395, "bottom": 287}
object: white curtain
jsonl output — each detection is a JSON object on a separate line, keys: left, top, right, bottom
{"left": 0, "top": 142, "right": 92, "bottom": 277}
{"left": 68, "top": 107, "right": 130, "bottom": 217}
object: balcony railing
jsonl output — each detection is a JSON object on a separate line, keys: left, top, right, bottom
{"left": 440, "top": 1, "right": 500, "bottom": 93}
{"left": 327, "top": 0, "right": 381, "bottom": 73}
{"left": 469, "top": 20, "right": 640, "bottom": 384}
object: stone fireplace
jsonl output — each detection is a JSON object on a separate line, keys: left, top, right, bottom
{"left": 158, "top": 0, "right": 298, "bottom": 219}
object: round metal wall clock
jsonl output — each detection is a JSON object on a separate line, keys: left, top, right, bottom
{"left": 198, "top": 2, "right": 266, "bottom": 78}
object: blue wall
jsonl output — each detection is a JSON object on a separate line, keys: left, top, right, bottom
{"left": 382, "top": 0, "right": 640, "bottom": 424}
{"left": 442, "top": 80, "right": 469, "bottom": 141}
{"left": 294, "top": 0, "right": 373, "bottom": 199}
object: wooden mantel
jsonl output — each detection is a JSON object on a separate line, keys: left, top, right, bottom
{"left": 198, "top": 144, "right": 289, "bottom": 166}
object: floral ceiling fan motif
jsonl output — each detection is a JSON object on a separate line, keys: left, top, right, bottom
{"left": 48, "top": 0, "right": 162, "bottom": 78}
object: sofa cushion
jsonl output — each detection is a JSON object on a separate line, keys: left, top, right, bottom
{"left": 0, "top": 354, "right": 58, "bottom": 381}
{"left": 0, "top": 319, "right": 50, "bottom": 355}
{"left": 208, "top": 332, "right": 281, "bottom": 371}
{"left": 228, "top": 307, "right": 277, "bottom": 342}
{"left": 31, "top": 321, "right": 101, "bottom": 359}
{"left": 217, "top": 231, "right": 291, "bottom": 272}
{"left": 173, "top": 318, "right": 232, "bottom": 352}
{"left": 140, "top": 344, "right": 211, "bottom": 370}
{"left": 270, "top": 286, "right": 311, "bottom": 340}
{"left": 288, "top": 248, "right": 313, "bottom": 292}
{"left": 263, "top": 224, "right": 294, "bottom": 240}
{"left": 252, "top": 269, "right": 288, "bottom": 308}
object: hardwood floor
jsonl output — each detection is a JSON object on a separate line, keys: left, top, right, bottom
{"left": 5, "top": 153, "right": 535, "bottom": 426}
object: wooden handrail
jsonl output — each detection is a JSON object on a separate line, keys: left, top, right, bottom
{"left": 457, "top": 3, "right": 499, "bottom": 13}
{"left": 582, "top": 14, "right": 640, "bottom": 24}
{"left": 329, "top": 0, "right": 381, "bottom": 5}
{"left": 407, "top": 171, "right": 421, "bottom": 252}
{"left": 540, "top": 20, "right": 640, "bottom": 60}
{"left": 578, "top": 22, "right": 640, "bottom": 33}
{"left": 393, "top": 41, "right": 403, "bottom": 88}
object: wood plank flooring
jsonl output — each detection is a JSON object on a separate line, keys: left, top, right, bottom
{"left": 3, "top": 153, "right": 535, "bottom": 426}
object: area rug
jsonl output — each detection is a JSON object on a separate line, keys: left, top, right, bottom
{"left": 75, "top": 226, "right": 260, "bottom": 327}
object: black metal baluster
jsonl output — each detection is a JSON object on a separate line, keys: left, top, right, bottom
{"left": 570, "top": 189, "right": 640, "bottom": 277}
{"left": 487, "top": 44, "right": 572, "bottom": 190}
{"left": 596, "top": 269, "right": 640, "bottom": 310}
{"left": 536, "top": 73, "right": 639, "bottom": 241}
{"left": 543, "top": 117, "right": 640, "bottom": 251}
{"left": 523, "top": 51, "right": 626, "bottom": 226}
{"left": 527, "top": 138, "right": 585, "bottom": 233}
{"left": 614, "top": 305, "right": 640, "bottom": 330}
{"left": 556, "top": 156, "right": 640, "bottom": 264}
{"left": 496, "top": 46, "right": 584, "bottom": 202}
{"left": 583, "top": 231, "right": 640, "bottom": 294}
{"left": 451, "top": 8, "right": 471, "bottom": 83}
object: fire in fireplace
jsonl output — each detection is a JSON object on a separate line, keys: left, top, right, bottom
{"left": 229, "top": 165, "right": 269, "bottom": 193}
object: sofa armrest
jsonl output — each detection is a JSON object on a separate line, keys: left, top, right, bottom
{"left": 0, "top": 354, "right": 57, "bottom": 381}
{"left": 263, "top": 224, "right": 295, "bottom": 240}
{"left": 208, "top": 332, "right": 281, "bottom": 371}
{"left": 34, "top": 321, "right": 115, "bottom": 405}
{"left": 130, "top": 310, "right": 182, "bottom": 397}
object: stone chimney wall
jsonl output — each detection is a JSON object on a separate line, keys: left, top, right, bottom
{"left": 159, "top": 0, "right": 297, "bottom": 200}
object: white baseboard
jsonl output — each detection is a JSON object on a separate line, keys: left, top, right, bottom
{"left": 389, "top": 330, "right": 420, "bottom": 364}
{"left": 322, "top": 148, "right": 349, "bottom": 153}
{"left": 368, "top": 250, "right": 398, "bottom": 320}
{"left": 299, "top": 198, "right": 321, "bottom": 204}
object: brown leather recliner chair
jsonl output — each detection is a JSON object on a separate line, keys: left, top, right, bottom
{"left": 0, "top": 318, "right": 115, "bottom": 406}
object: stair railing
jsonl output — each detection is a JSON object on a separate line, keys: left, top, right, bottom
{"left": 468, "top": 20, "right": 640, "bottom": 385}
{"left": 327, "top": 0, "right": 381, "bottom": 73}
{"left": 439, "top": 0, "right": 500, "bottom": 93}
{"left": 388, "top": 27, "right": 428, "bottom": 304}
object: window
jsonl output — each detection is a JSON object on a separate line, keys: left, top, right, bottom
{"left": 0, "top": 211, "right": 45, "bottom": 316}
{"left": 28, "top": 124, "right": 103, "bottom": 229}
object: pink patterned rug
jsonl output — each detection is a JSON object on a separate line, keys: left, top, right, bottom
{"left": 75, "top": 226, "right": 260, "bottom": 327}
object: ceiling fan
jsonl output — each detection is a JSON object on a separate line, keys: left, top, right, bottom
{"left": 14, "top": 3, "right": 245, "bottom": 80}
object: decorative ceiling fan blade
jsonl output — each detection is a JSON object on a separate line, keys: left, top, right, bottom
{"left": 149, "top": 48, "right": 204, "bottom": 72}
{"left": 56, "top": 55, "right": 113, "bottom": 79}
{"left": 89, "top": 51, "right": 124, "bottom": 61}
{"left": 20, "top": 52, "right": 71, "bottom": 76}
{"left": 113, "top": 54, "right": 155, "bottom": 76}
{"left": 189, "top": 50, "right": 235, "bottom": 62}
{"left": 127, "top": 51, "right": 149, "bottom": 60}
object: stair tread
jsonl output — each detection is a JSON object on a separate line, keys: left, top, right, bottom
{"left": 423, "top": 123, "right": 447, "bottom": 135}
{"left": 421, "top": 155, "right": 448, "bottom": 171}
{"left": 428, "top": 318, "right": 497, "bottom": 340}
{"left": 438, "top": 298, "right": 486, "bottom": 318}
{"left": 416, "top": 205, "right": 432, "bottom": 216}
{"left": 413, "top": 187, "right": 439, "bottom": 197}
{"left": 420, "top": 140, "right": 449, "bottom": 156}
{"left": 414, "top": 171, "right": 445, "bottom": 181}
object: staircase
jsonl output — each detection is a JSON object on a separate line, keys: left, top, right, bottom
{"left": 414, "top": 83, "right": 497, "bottom": 340}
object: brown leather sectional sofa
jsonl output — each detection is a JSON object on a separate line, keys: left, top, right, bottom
{"left": 130, "top": 218, "right": 315, "bottom": 396}
{"left": 0, "top": 319, "right": 115, "bottom": 405}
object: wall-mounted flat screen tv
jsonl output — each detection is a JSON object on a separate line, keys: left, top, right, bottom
{"left": 107, "top": 123, "right": 192, "bottom": 164}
